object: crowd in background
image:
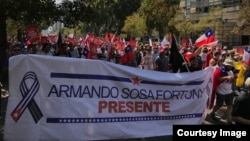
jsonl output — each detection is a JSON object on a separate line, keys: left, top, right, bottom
{"left": 1, "top": 39, "right": 250, "bottom": 125}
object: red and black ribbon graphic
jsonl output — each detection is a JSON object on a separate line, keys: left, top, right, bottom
{"left": 11, "top": 71, "right": 43, "bottom": 123}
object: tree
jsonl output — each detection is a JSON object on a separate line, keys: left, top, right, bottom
{"left": 112, "top": 0, "right": 142, "bottom": 33}
{"left": 84, "top": 0, "right": 118, "bottom": 34}
{"left": 139, "top": 0, "right": 180, "bottom": 38}
{"left": 173, "top": 7, "right": 224, "bottom": 40}
{"left": 78, "top": 0, "right": 141, "bottom": 35}
{"left": 122, "top": 13, "right": 147, "bottom": 37}
{"left": 0, "top": 0, "right": 59, "bottom": 71}
{"left": 60, "top": 0, "right": 85, "bottom": 29}
{"left": 168, "top": 8, "right": 194, "bottom": 38}
{"left": 194, "top": 7, "right": 223, "bottom": 34}
{"left": 237, "top": 0, "right": 250, "bottom": 34}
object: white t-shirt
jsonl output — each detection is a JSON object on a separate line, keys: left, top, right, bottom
{"left": 216, "top": 70, "right": 234, "bottom": 95}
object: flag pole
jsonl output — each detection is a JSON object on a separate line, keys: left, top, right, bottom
{"left": 173, "top": 34, "right": 190, "bottom": 72}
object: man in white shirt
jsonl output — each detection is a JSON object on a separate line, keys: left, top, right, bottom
{"left": 209, "top": 58, "right": 235, "bottom": 124}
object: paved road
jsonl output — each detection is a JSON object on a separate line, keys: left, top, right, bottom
{"left": 0, "top": 94, "right": 229, "bottom": 141}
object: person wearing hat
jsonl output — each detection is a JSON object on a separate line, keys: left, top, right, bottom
{"left": 231, "top": 77, "right": 250, "bottom": 125}
{"left": 209, "top": 58, "right": 235, "bottom": 124}
{"left": 227, "top": 49, "right": 236, "bottom": 62}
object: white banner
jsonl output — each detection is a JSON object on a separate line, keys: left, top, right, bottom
{"left": 4, "top": 55, "right": 213, "bottom": 141}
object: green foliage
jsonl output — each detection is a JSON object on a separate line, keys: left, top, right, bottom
{"left": 194, "top": 7, "right": 223, "bottom": 33}
{"left": 70, "top": 0, "right": 142, "bottom": 35}
{"left": 140, "top": 0, "right": 180, "bottom": 37}
{"left": 170, "top": 6, "right": 224, "bottom": 38}
{"left": 5, "top": 0, "right": 59, "bottom": 27}
{"left": 1, "top": 0, "right": 61, "bottom": 38}
{"left": 60, "top": 0, "right": 87, "bottom": 29}
{"left": 168, "top": 7, "right": 192, "bottom": 37}
{"left": 238, "top": 0, "right": 250, "bottom": 33}
{"left": 239, "top": 0, "right": 250, "bottom": 22}
{"left": 112, "top": 0, "right": 142, "bottom": 32}
{"left": 122, "top": 13, "right": 147, "bottom": 37}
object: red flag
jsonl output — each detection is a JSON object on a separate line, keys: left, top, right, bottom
{"left": 116, "top": 41, "right": 125, "bottom": 51}
{"left": 93, "top": 37, "right": 102, "bottom": 45}
{"left": 205, "top": 49, "right": 213, "bottom": 67}
{"left": 236, "top": 47, "right": 244, "bottom": 54}
{"left": 25, "top": 25, "right": 39, "bottom": 42}
{"left": 184, "top": 52, "right": 196, "bottom": 62}
{"left": 181, "top": 38, "right": 187, "bottom": 48}
{"left": 86, "top": 33, "right": 93, "bottom": 42}
{"left": 103, "top": 32, "right": 109, "bottom": 42}
{"left": 109, "top": 32, "right": 114, "bottom": 42}
{"left": 115, "top": 35, "right": 121, "bottom": 42}
{"left": 111, "top": 33, "right": 116, "bottom": 43}
{"left": 89, "top": 42, "right": 98, "bottom": 58}
{"left": 25, "top": 40, "right": 31, "bottom": 46}
{"left": 129, "top": 38, "right": 136, "bottom": 48}
{"left": 41, "top": 36, "right": 49, "bottom": 44}
{"left": 209, "top": 67, "right": 225, "bottom": 109}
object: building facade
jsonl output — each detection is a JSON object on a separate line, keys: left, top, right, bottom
{"left": 179, "top": 0, "right": 248, "bottom": 48}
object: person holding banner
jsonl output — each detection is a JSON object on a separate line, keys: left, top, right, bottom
{"left": 55, "top": 43, "right": 71, "bottom": 57}
{"left": 68, "top": 43, "right": 80, "bottom": 58}
{"left": 27, "top": 42, "right": 38, "bottom": 54}
{"left": 1, "top": 43, "right": 23, "bottom": 99}
{"left": 36, "top": 42, "right": 54, "bottom": 56}
{"left": 155, "top": 49, "right": 169, "bottom": 72}
{"left": 180, "top": 56, "right": 201, "bottom": 72}
{"left": 2, "top": 43, "right": 22, "bottom": 82}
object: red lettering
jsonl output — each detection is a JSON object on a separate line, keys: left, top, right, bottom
{"left": 118, "top": 101, "right": 126, "bottom": 113}
{"left": 98, "top": 101, "right": 107, "bottom": 113}
{"left": 162, "top": 102, "right": 170, "bottom": 112}
{"left": 98, "top": 101, "right": 170, "bottom": 113}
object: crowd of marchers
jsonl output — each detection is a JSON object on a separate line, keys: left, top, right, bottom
{"left": 1, "top": 40, "right": 250, "bottom": 125}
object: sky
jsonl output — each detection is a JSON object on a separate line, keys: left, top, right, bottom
{"left": 55, "top": 0, "right": 73, "bottom": 4}
{"left": 55, "top": 0, "right": 62, "bottom": 4}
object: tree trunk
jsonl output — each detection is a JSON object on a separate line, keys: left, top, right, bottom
{"left": 0, "top": 8, "right": 7, "bottom": 74}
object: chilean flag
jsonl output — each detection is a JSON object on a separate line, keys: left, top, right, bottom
{"left": 243, "top": 46, "right": 250, "bottom": 66}
{"left": 120, "top": 45, "right": 134, "bottom": 65}
{"left": 195, "top": 29, "right": 216, "bottom": 48}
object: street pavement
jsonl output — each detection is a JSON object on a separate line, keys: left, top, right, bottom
{"left": 0, "top": 90, "right": 230, "bottom": 141}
